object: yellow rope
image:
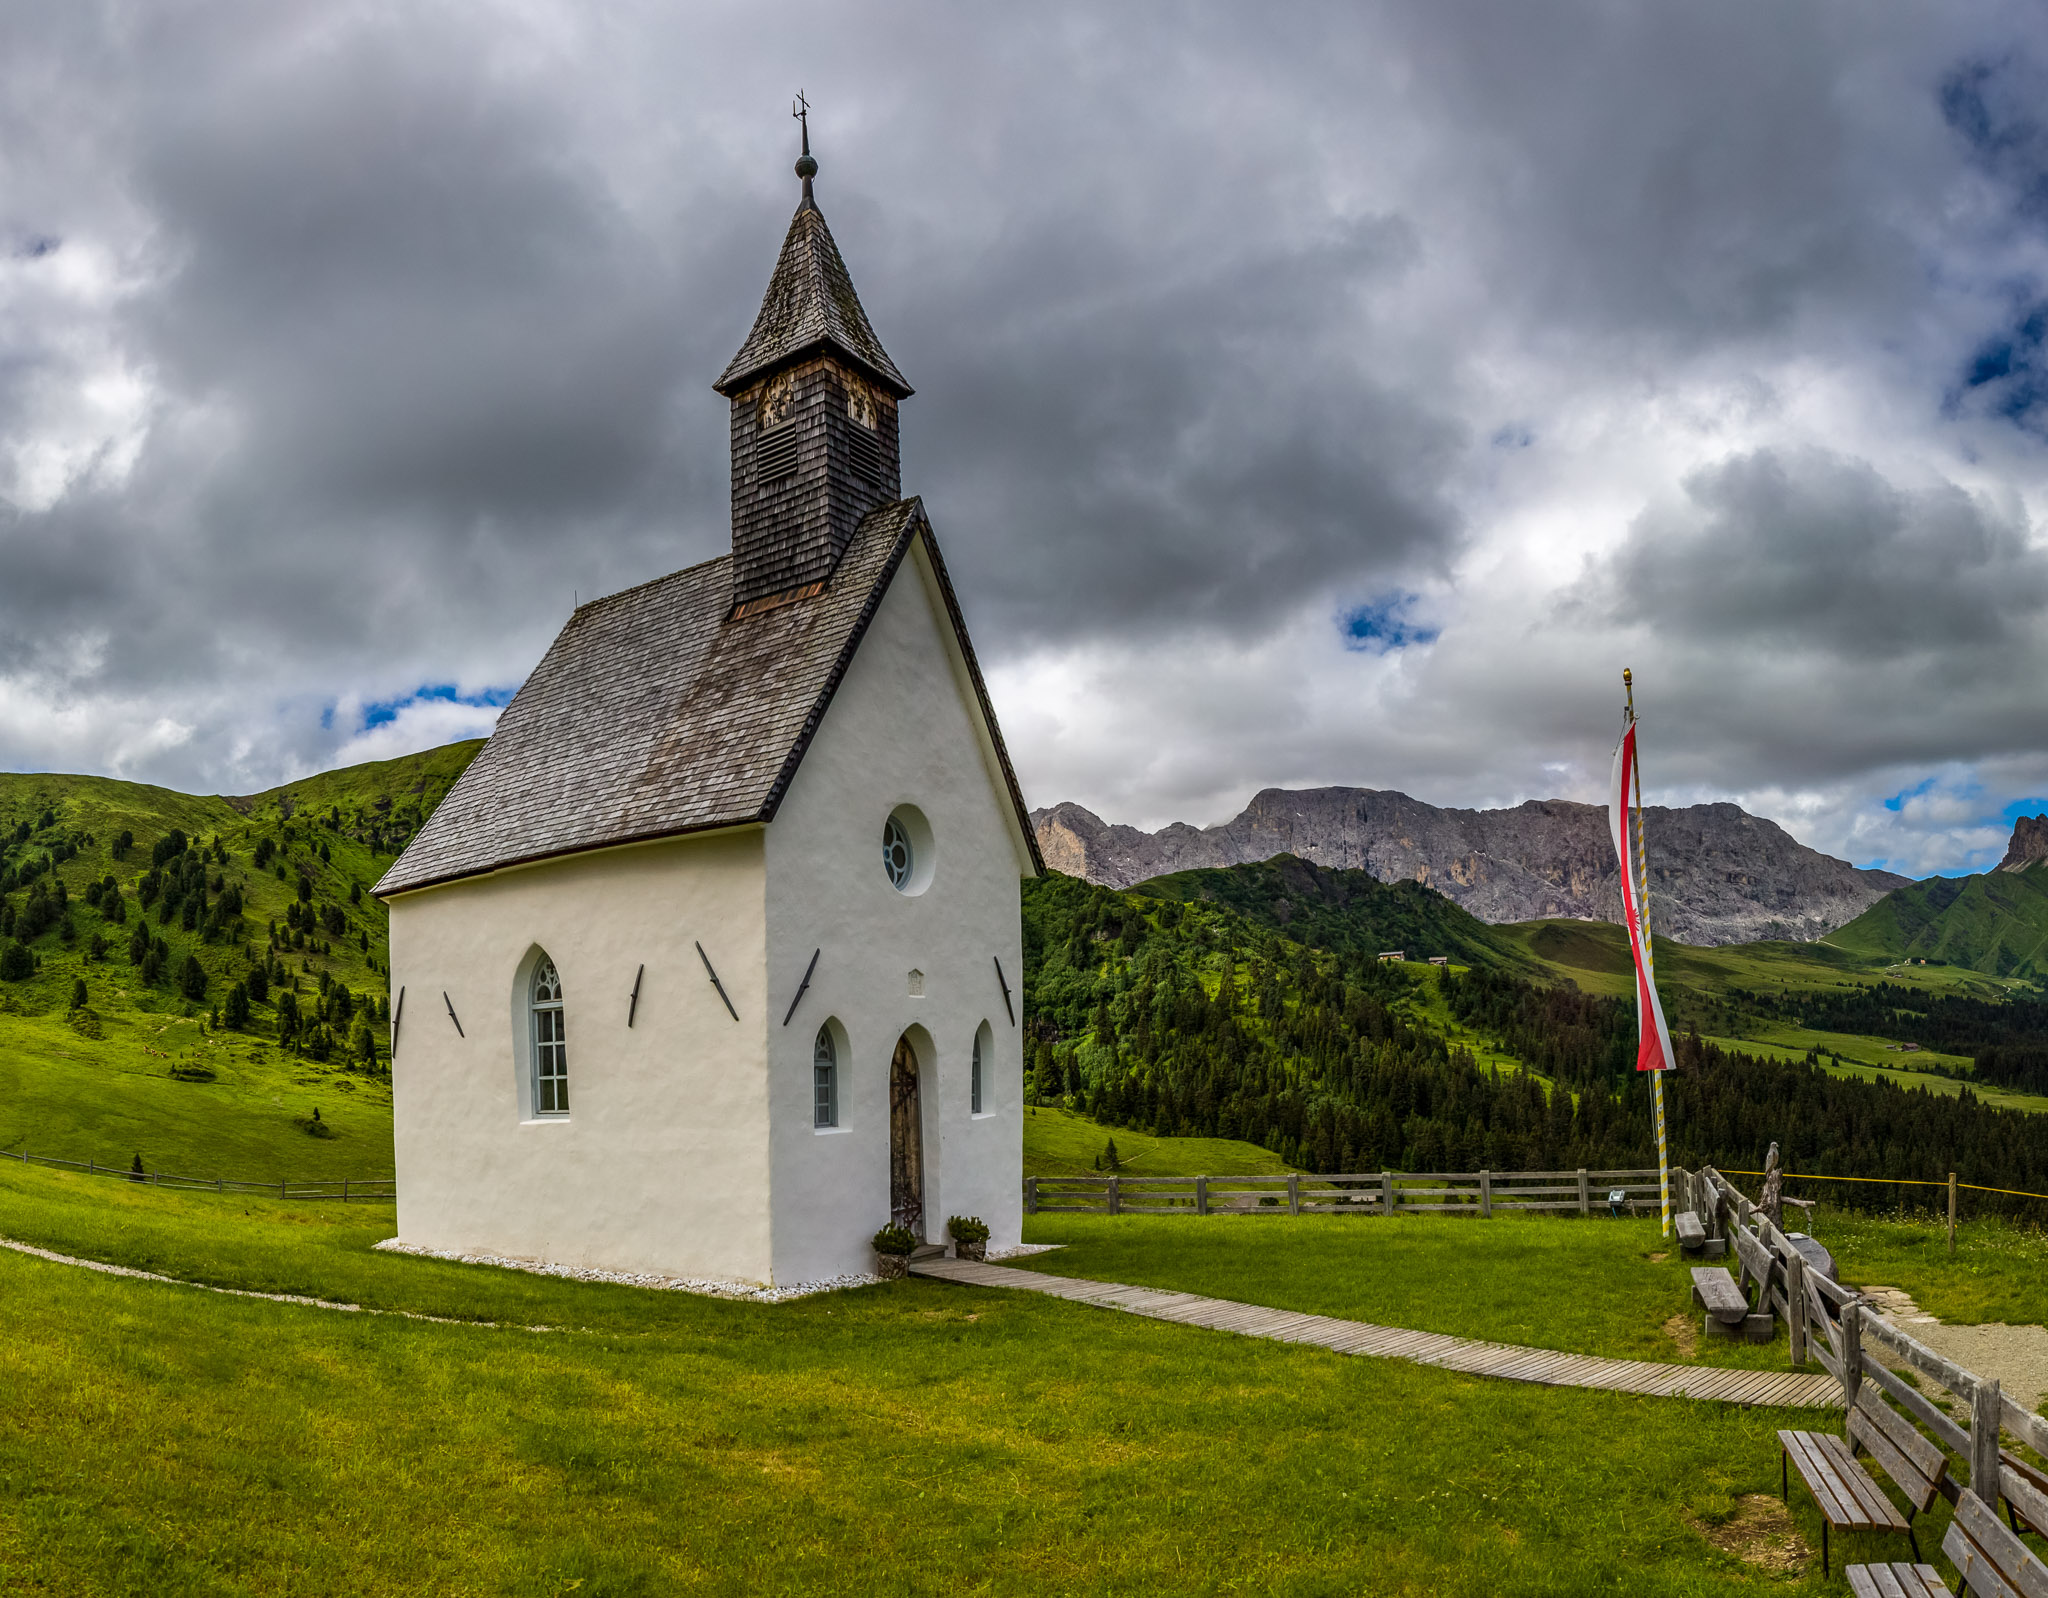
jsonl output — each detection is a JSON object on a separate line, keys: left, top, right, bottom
{"left": 1719, "top": 1170, "right": 2048, "bottom": 1202}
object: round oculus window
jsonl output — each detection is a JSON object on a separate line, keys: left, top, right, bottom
{"left": 883, "top": 814, "right": 914, "bottom": 890}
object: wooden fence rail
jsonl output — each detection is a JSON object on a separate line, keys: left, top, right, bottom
{"left": 1024, "top": 1168, "right": 1665, "bottom": 1218}
{"left": 0, "top": 1146, "right": 394, "bottom": 1202}
{"left": 1696, "top": 1162, "right": 2048, "bottom": 1502}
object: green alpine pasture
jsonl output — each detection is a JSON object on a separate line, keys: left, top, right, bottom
{"left": 1020, "top": 1103, "right": 1296, "bottom": 1178}
{"left": 0, "top": 1002, "right": 392, "bottom": 1180}
{"left": 0, "top": 746, "right": 480, "bottom": 1177}
{"left": 1829, "top": 863, "right": 2048, "bottom": 979}
{"left": 0, "top": 1155, "right": 1938, "bottom": 1596}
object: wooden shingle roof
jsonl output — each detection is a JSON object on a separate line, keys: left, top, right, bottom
{"left": 374, "top": 500, "right": 1040, "bottom": 897}
{"left": 713, "top": 198, "right": 911, "bottom": 399}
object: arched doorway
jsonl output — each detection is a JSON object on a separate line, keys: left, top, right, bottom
{"left": 889, "top": 1034, "right": 924, "bottom": 1232}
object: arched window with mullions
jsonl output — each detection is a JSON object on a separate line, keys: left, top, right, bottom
{"left": 531, "top": 956, "right": 569, "bottom": 1116}
{"left": 814, "top": 1024, "right": 839, "bottom": 1129}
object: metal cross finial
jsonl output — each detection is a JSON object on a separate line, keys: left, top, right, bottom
{"left": 792, "top": 91, "right": 818, "bottom": 202}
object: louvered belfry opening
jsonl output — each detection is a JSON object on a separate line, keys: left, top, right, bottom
{"left": 715, "top": 168, "right": 912, "bottom": 615}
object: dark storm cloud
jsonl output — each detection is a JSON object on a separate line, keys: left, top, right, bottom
{"left": 0, "top": 0, "right": 2046, "bottom": 878}
{"left": 905, "top": 212, "right": 1462, "bottom": 645}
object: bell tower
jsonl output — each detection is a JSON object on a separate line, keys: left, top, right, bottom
{"left": 714, "top": 107, "right": 913, "bottom": 615}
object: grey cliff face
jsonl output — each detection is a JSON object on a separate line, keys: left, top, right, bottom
{"left": 1998, "top": 814, "right": 2048, "bottom": 873}
{"left": 1033, "top": 787, "right": 1909, "bottom": 947}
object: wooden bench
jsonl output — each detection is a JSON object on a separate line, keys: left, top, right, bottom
{"left": 1847, "top": 1388, "right": 1947, "bottom": 1523}
{"left": 2000, "top": 1447, "right": 2048, "bottom": 1535}
{"left": 1850, "top": 1486, "right": 2048, "bottom": 1598}
{"left": 1674, "top": 1210, "right": 1706, "bottom": 1253}
{"left": 1845, "top": 1562, "right": 1950, "bottom": 1598}
{"left": 1692, "top": 1264, "right": 1771, "bottom": 1341}
{"left": 1692, "top": 1265, "right": 1747, "bottom": 1323}
{"left": 1778, "top": 1426, "right": 1916, "bottom": 1576}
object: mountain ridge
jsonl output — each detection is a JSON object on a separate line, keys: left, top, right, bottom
{"left": 1035, "top": 786, "right": 1907, "bottom": 947}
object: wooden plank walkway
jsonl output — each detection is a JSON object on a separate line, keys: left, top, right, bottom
{"left": 912, "top": 1258, "right": 1843, "bottom": 1409}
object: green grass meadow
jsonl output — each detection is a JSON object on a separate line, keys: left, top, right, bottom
{"left": 0, "top": 1157, "right": 1921, "bottom": 1597}
{"left": 1020, "top": 1103, "right": 1297, "bottom": 1178}
{"left": 0, "top": 1004, "right": 393, "bottom": 1180}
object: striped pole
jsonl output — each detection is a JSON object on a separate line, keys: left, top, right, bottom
{"left": 1624, "top": 669, "right": 1673, "bottom": 1239}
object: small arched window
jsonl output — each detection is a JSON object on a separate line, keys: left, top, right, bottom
{"left": 814, "top": 1025, "right": 838, "bottom": 1129}
{"left": 531, "top": 957, "right": 568, "bottom": 1116}
{"left": 971, "top": 1023, "right": 988, "bottom": 1116}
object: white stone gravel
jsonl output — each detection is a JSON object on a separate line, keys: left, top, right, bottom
{"left": 1861, "top": 1283, "right": 2048, "bottom": 1414}
{"left": 373, "top": 1237, "right": 882, "bottom": 1302}
{"left": 986, "top": 1243, "right": 1063, "bottom": 1261}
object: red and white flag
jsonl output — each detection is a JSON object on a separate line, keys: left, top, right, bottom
{"left": 1610, "top": 721, "right": 1676, "bottom": 1074}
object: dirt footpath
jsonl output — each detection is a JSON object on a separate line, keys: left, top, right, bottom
{"left": 1861, "top": 1285, "right": 2048, "bottom": 1412}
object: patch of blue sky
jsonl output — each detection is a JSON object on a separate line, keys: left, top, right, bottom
{"left": 362, "top": 683, "right": 516, "bottom": 730}
{"left": 1882, "top": 774, "right": 1946, "bottom": 814}
{"left": 1340, "top": 593, "right": 1439, "bottom": 654}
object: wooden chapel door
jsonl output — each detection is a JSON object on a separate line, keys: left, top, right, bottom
{"left": 889, "top": 1035, "right": 924, "bottom": 1232}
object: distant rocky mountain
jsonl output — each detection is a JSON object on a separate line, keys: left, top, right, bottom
{"left": 1033, "top": 787, "right": 1910, "bottom": 947}
{"left": 1999, "top": 814, "right": 2048, "bottom": 873}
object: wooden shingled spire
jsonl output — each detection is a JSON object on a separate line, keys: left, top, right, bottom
{"left": 715, "top": 108, "right": 913, "bottom": 611}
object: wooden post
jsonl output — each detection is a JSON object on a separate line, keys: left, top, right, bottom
{"left": 1787, "top": 1251, "right": 1807, "bottom": 1368}
{"left": 1286, "top": 1174, "right": 1301, "bottom": 1215}
{"left": 1107, "top": 1176, "right": 1121, "bottom": 1216}
{"left": 1577, "top": 1168, "right": 1589, "bottom": 1216}
{"left": 1480, "top": 1169, "right": 1493, "bottom": 1219}
{"left": 1949, "top": 1172, "right": 1958, "bottom": 1258}
{"left": 1972, "top": 1376, "right": 2004, "bottom": 1499}
{"left": 1382, "top": 1171, "right": 1396, "bottom": 1217}
{"left": 1841, "top": 1302, "right": 1864, "bottom": 1423}
{"left": 1025, "top": 1176, "right": 1038, "bottom": 1215}
{"left": 1195, "top": 1176, "right": 1209, "bottom": 1216}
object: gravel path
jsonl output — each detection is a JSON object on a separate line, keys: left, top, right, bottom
{"left": 1860, "top": 1284, "right": 2048, "bottom": 1412}
{"left": 0, "top": 1234, "right": 532, "bottom": 1327}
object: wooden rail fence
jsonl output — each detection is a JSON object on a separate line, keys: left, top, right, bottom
{"left": 1696, "top": 1163, "right": 2048, "bottom": 1512}
{"left": 1024, "top": 1168, "right": 1665, "bottom": 1217}
{"left": 1, "top": 1146, "right": 394, "bottom": 1202}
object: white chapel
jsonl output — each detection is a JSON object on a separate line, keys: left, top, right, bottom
{"left": 374, "top": 136, "right": 1042, "bottom": 1288}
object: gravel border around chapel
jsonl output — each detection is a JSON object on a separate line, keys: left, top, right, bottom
{"left": 372, "top": 1238, "right": 1060, "bottom": 1303}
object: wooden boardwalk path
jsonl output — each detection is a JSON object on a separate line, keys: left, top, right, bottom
{"left": 912, "top": 1258, "right": 1843, "bottom": 1409}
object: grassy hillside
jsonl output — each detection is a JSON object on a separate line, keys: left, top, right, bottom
{"left": 1021, "top": 1103, "right": 1296, "bottom": 1177}
{"left": 1131, "top": 853, "right": 1534, "bottom": 972}
{"left": 1829, "top": 863, "right": 2048, "bottom": 978}
{"left": 0, "top": 1157, "right": 1898, "bottom": 1595}
{"left": 0, "top": 742, "right": 481, "bottom": 1174}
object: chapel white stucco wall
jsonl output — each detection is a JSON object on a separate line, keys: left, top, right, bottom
{"left": 386, "top": 829, "right": 775, "bottom": 1283}
{"left": 764, "top": 535, "right": 1029, "bottom": 1284}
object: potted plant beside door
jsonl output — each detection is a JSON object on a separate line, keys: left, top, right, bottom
{"left": 871, "top": 1224, "right": 918, "bottom": 1279}
{"left": 948, "top": 1215, "right": 990, "bottom": 1262}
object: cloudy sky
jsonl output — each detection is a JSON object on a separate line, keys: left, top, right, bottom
{"left": 4, "top": 2, "right": 2048, "bottom": 877}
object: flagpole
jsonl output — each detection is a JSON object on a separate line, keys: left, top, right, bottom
{"left": 1624, "top": 668, "right": 1672, "bottom": 1240}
